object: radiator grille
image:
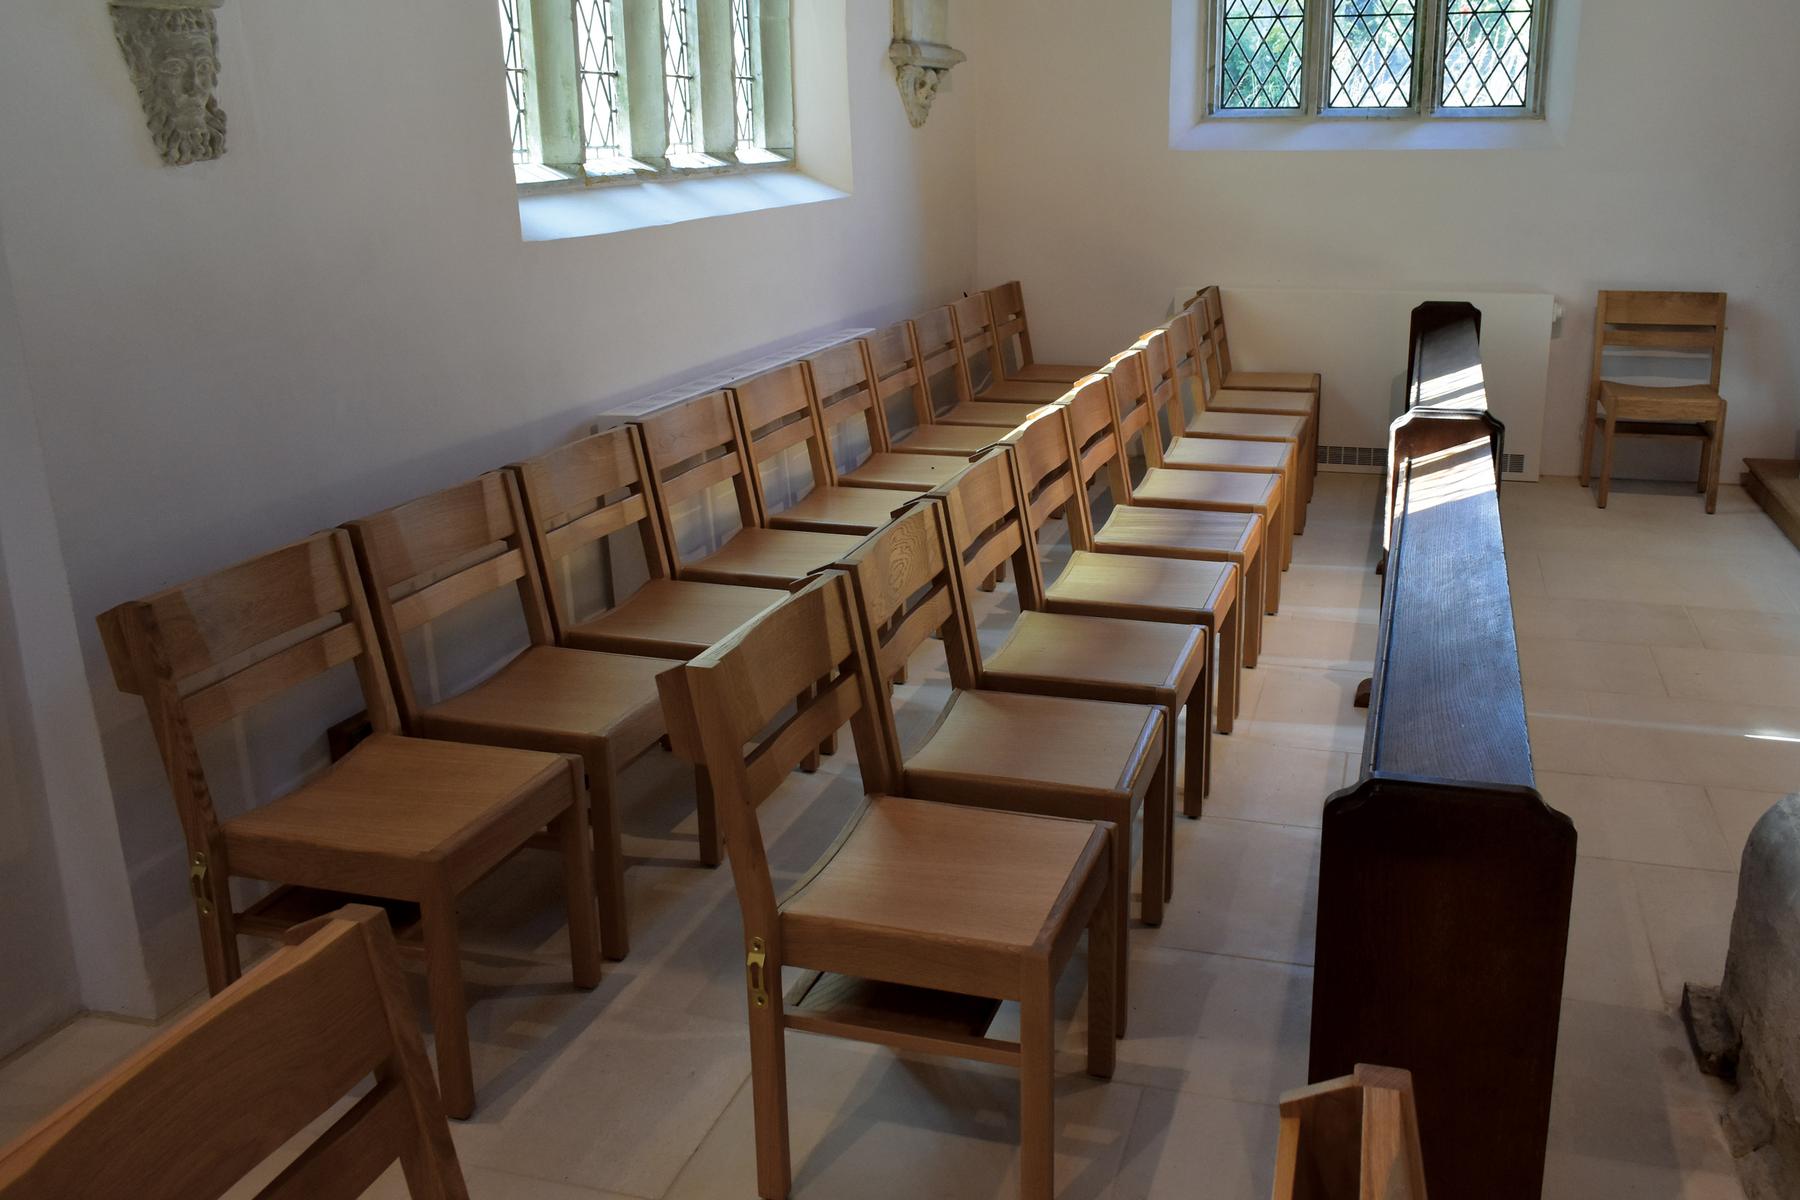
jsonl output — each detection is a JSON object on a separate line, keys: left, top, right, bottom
{"left": 1316, "top": 444, "right": 1529, "bottom": 476}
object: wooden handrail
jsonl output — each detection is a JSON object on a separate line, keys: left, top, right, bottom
{"left": 1310, "top": 302, "right": 1576, "bottom": 1200}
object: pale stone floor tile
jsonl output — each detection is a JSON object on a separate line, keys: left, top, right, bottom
{"left": 1706, "top": 787, "right": 1785, "bottom": 861}
{"left": 1252, "top": 612, "right": 1376, "bottom": 672}
{"left": 1110, "top": 1089, "right": 1279, "bottom": 1200}
{"left": 1630, "top": 864, "right": 1740, "bottom": 1009}
{"left": 1687, "top": 606, "right": 1800, "bottom": 656}
{"left": 1653, "top": 644, "right": 1800, "bottom": 709}
{"left": 1562, "top": 856, "right": 1665, "bottom": 1011}
{"left": 1196, "top": 737, "right": 1343, "bottom": 828}
{"left": 1512, "top": 593, "right": 1704, "bottom": 649}
{"left": 1538, "top": 772, "right": 1736, "bottom": 871}
{"left": 1519, "top": 636, "right": 1671, "bottom": 697}
{"left": 1235, "top": 665, "right": 1367, "bottom": 754}
{"left": 1153, "top": 817, "right": 1318, "bottom": 968}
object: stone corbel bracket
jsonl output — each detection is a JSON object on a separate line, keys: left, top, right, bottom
{"left": 110, "top": 0, "right": 228, "bottom": 166}
{"left": 889, "top": 0, "right": 964, "bottom": 128}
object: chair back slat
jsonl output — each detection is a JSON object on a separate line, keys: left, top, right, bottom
{"left": 0, "top": 907, "right": 468, "bottom": 1200}
{"left": 912, "top": 306, "right": 973, "bottom": 416}
{"left": 868, "top": 323, "right": 922, "bottom": 399}
{"left": 633, "top": 391, "right": 764, "bottom": 540}
{"left": 951, "top": 293, "right": 1000, "bottom": 390}
{"left": 928, "top": 448, "right": 1046, "bottom": 611}
{"left": 732, "top": 362, "right": 835, "bottom": 510}
{"left": 1061, "top": 376, "right": 1133, "bottom": 519}
{"left": 1102, "top": 346, "right": 1164, "bottom": 467}
{"left": 1201, "top": 286, "right": 1234, "bottom": 377}
{"left": 1600, "top": 290, "right": 1726, "bottom": 328}
{"left": 184, "top": 622, "right": 365, "bottom": 736}
{"left": 1595, "top": 290, "right": 1727, "bottom": 392}
{"left": 829, "top": 500, "right": 979, "bottom": 689}
{"left": 999, "top": 405, "right": 1084, "bottom": 538}
{"left": 984, "top": 281, "right": 1032, "bottom": 377}
{"left": 345, "top": 472, "right": 553, "bottom": 725}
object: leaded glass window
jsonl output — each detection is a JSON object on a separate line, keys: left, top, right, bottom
{"left": 574, "top": 0, "right": 625, "bottom": 159}
{"left": 1327, "top": 0, "right": 1417, "bottom": 110}
{"left": 731, "top": 0, "right": 759, "bottom": 149}
{"left": 498, "top": 0, "right": 531, "bottom": 163}
{"left": 660, "top": 0, "right": 699, "bottom": 155}
{"left": 1440, "top": 0, "right": 1535, "bottom": 108}
{"left": 1218, "top": 0, "right": 1306, "bottom": 111}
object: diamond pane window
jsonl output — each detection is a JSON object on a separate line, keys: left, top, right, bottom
{"left": 731, "top": 0, "right": 759, "bottom": 149}
{"left": 1328, "top": 0, "right": 1417, "bottom": 109}
{"left": 575, "top": 0, "right": 625, "bottom": 159}
{"left": 1440, "top": 0, "right": 1535, "bottom": 108}
{"left": 497, "top": 0, "right": 530, "bottom": 163}
{"left": 1219, "top": 0, "right": 1307, "bottom": 110}
{"left": 661, "top": 0, "right": 699, "bottom": 155}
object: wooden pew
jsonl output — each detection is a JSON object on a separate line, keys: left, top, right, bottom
{"left": 1309, "top": 302, "right": 1576, "bottom": 1200}
{"left": 1273, "top": 1064, "right": 1427, "bottom": 1200}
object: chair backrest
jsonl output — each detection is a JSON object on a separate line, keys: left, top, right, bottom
{"left": 1591, "top": 290, "right": 1727, "bottom": 395}
{"left": 97, "top": 530, "right": 401, "bottom": 853}
{"left": 865, "top": 320, "right": 929, "bottom": 434}
{"left": 1054, "top": 374, "right": 1134, "bottom": 526}
{"left": 806, "top": 338, "right": 891, "bottom": 465}
{"left": 951, "top": 293, "right": 1002, "bottom": 393}
{"left": 927, "top": 447, "right": 1046, "bottom": 610}
{"left": 1272, "top": 1064, "right": 1428, "bottom": 1200}
{"left": 511, "top": 425, "right": 676, "bottom": 643}
{"left": 656, "top": 573, "right": 900, "bottom": 942}
{"left": 633, "top": 389, "right": 766, "bottom": 573}
{"left": 345, "top": 472, "right": 554, "bottom": 726}
{"left": 0, "top": 905, "right": 469, "bottom": 1200}
{"left": 996, "top": 402, "right": 1095, "bottom": 550}
{"left": 731, "top": 361, "right": 835, "bottom": 515}
{"left": 1101, "top": 345, "right": 1166, "bottom": 468}
{"left": 911, "top": 305, "right": 976, "bottom": 420}
{"left": 1198, "top": 285, "right": 1235, "bottom": 379}
{"left": 984, "top": 281, "right": 1034, "bottom": 379}
{"left": 1137, "top": 324, "right": 1188, "bottom": 453}
{"left": 829, "top": 499, "right": 980, "bottom": 691}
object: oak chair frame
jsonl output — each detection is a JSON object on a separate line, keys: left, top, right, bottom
{"left": 982, "top": 280, "right": 1098, "bottom": 386}
{"left": 872, "top": 309, "right": 1005, "bottom": 458}
{"left": 803, "top": 336, "right": 973, "bottom": 493}
{"left": 1273, "top": 1064, "right": 1429, "bottom": 1200}
{"left": 1191, "top": 286, "right": 1323, "bottom": 496}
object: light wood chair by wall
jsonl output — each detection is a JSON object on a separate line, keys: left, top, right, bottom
{"left": 633, "top": 389, "right": 865, "bottom": 586}
{"left": 731, "top": 360, "right": 919, "bottom": 534}
{"left": 1157, "top": 313, "right": 1307, "bottom": 533}
{"left": 655, "top": 572, "right": 1119, "bottom": 1200}
{"left": 950, "top": 293, "right": 1072, "bottom": 408}
{"left": 803, "top": 337, "right": 972, "bottom": 492}
{"left": 988, "top": 404, "right": 1246, "bottom": 745}
{"left": 983, "top": 280, "right": 1099, "bottom": 385}
{"left": 97, "top": 532, "right": 600, "bottom": 1119}
{"left": 1580, "top": 290, "right": 1729, "bottom": 513}
{"left": 828, "top": 498, "right": 1170, "bottom": 984}
{"left": 0, "top": 906, "right": 470, "bottom": 1200}
{"left": 935, "top": 436, "right": 1214, "bottom": 821}
{"left": 869, "top": 309, "right": 1004, "bottom": 457}
{"left": 1178, "top": 323, "right": 1313, "bottom": 511}
{"left": 345, "top": 470, "right": 680, "bottom": 964}
{"left": 1191, "top": 286, "right": 1323, "bottom": 496}
{"left": 1273, "top": 1064, "right": 1428, "bottom": 1200}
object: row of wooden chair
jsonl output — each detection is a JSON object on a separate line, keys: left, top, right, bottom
{"left": 93, "top": 282, "right": 1320, "bottom": 1163}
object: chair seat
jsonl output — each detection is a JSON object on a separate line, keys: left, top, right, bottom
{"left": 1597, "top": 382, "right": 1725, "bottom": 423}
{"left": 1009, "top": 362, "right": 1096, "bottom": 384}
{"left": 1162, "top": 439, "right": 1293, "bottom": 472}
{"left": 681, "top": 527, "right": 866, "bottom": 588}
{"left": 839, "top": 452, "right": 972, "bottom": 491}
{"left": 1187, "top": 411, "right": 1307, "bottom": 442}
{"left": 766, "top": 485, "right": 917, "bottom": 534}
{"left": 937, "top": 399, "right": 1048, "bottom": 428}
{"left": 985, "top": 611, "right": 1205, "bottom": 698}
{"left": 563, "top": 578, "right": 785, "bottom": 659}
{"left": 891, "top": 424, "right": 1007, "bottom": 455}
{"left": 1095, "top": 507, "right": 1259, "bottom": 558}
{"left": 975, "top": 379, "right": 1069, "bottom": 404}
{"left": 1046, "top": 551, "right": 1235, "bottom": 625}
{"left": 421, "top": 645, "right": 675, "bottom": 761}
{"left": 780, "top": 794, "right": 1104, "bottom": 965}
{"left": 1208, "top": 389, "right": 1315, "bottom": 416}
{"left": 1223, "top": 370, "right": 1319, "bottom": 394}
{"left": 905, "top": 690, "right": 1164, "bottom": 802}
{"left": 225, "top": 733, "right": 572, "bottom": 890}
{"left": 1133, "top": 469, "right": 1280, "bottom": 510}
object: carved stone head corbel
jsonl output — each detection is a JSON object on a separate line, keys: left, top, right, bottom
{"left": 110, "top": 0, "right": 227, "bottom": 166}
{"left": 889, "top": 0, "right": 965, "bottom": 128}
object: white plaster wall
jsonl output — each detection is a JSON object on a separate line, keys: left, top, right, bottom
{"left": 0, "top": 0, "right": 978, "bottom": 1015}
{"left": 967, "top": 0, "right": 1800, "bottom": 477}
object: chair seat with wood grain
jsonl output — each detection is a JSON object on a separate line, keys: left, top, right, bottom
{"left": 1273, "top": 1065, "right": 1428, "bottom": 1200}
{"left": 347, "top": 471, "right": 678, "bottom": 966}
{"left": 656, "top": 572, "right": 1118, "bottom": 1200}
{"left": 1580, "top": 290, "right": 1729, "bottom": 512}
{"left": 984, "top": 281, "right": 1099, "bottom": 384}
{"left": 0, "top": 906, "right": 470, "bottom": 1200}
{"left": 98, "top": 532, "right": 601, "bottom": 1120}
{"left": 804, "top": 336, "right": 974, "bottom": 493}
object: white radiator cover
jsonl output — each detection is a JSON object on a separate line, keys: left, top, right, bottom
{"left": 1214, "top": 287, "right": 1554, "bottom": 482}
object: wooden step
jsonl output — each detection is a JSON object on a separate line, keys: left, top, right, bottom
{"left": 1743, "top": 459, "right": 1800, "bottom": 552}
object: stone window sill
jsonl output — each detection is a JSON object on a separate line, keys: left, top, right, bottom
{"left": 516, "top": 164, "right": 846, "bottom": 242}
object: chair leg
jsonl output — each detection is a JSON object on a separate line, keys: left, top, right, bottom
{"left": 1706, "top": 414, "right": 1725, "bottom": 514}
{"left": 556, "top": 800, "right": 603, "bottom": 990}
{"left": 747, "top": 974, "right": 793, "bottom": 1200}
{"left": 1244, "top": 550, "right": 1266, "bottom": 668}
{"left": 1184, "top": 689, "right": 1209, "bottom": 818}
{"left": 1018, "top": 972, "right": 1057, "bottom": 1200}
{"left": 1596, "top": 417, "right": 1617, "bottom": 509}
{"left": 421, "top": 884, "right": 474, "bottom": 1120}
{"left": 695, "top": 765, "right": 722, "bottom": 868}
{"left": 1140, "top": 760, "right": 1167, "bottom": 928}
{"left": 585, "top": 758, "right": 630, "bottom": 962}
{"left": 1578, "top": 409, "right": 1597, "bottom": 487}
{"left": 1085, "top": 862, "right": 1119, "bottom": 1073}
{"left": 1217, "top": 606, "right": 1241, "bottom": 731}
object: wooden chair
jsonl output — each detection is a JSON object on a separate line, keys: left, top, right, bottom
{"left": 983, "top": 280, "right": 1099, "bottom": 385}
{"left": 730, "top": 360, "right": 919, "bottom": 534}
{"left": 1273, "top": 1065, "right": 1428, "bottom": 1200}
{"left": 993, "top": 399, "right": 1245, "bottom": 744}
{"left": 803, "top": 337, "right": 972, "bottom": 492}
{"left": 655, "top": 572, "right": 1119, "bottom": 1200}
{"left": 828, "top": 498, "right": 1170, "bottom": 990}
{"left": 345, "top": 471, "right": 680, "bottom": 963}
{"left": 1191, "top": 285, "right": 1322, "bottom": 497}
{"left": 632, "top": 389, "right": 865, "bottom": 587}
{"left": 947, "top": 293, "right": 1071, "bottom": 410}
{"left": 935, "top": 436, "right": 1214, "bottom": 821}
{"left": 97, "top": 532, "right": 600, "bottom": 1119}
{"left": 1109, "top": 339, "right": 1294, "bottom": 578}
{"left": 1180, "top": 301, "right": 1313, "bottom": 506}
{"left": 864, "top": 309, "right": 1002, "bottom": 457}
{"left": 0, "top": 906, "right": 470, "bottom": 1200}
{"left": 1580, "top": 290, "right": 1729, "bottom": 512}
{"left": 1165, "top": 308, "right": 1309, "bottom": 530}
